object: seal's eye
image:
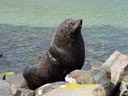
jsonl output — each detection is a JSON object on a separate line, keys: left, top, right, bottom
{"left": 69, "top": 20, "right": 75, "bottom": 25}
{"left": 61, "top": 29, "right": 65, "bottom": 32}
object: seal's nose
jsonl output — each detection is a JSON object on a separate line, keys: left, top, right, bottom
{"left": 77, "top": 19, "right": 82, "bottom": 26}
{"left": 79, "top": 19, "right": 82, "bottom": 25}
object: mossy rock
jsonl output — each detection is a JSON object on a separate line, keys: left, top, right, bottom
{"left": 4, "top": 72, "right": 15, "bottom": 76}
{"left": 36, "top": 83, "right": 106, "bottom": 96}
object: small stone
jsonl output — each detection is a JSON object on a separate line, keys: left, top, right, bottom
{"left": 38, "top": 89, "right": 43, "bottom": 95}
{"left": 11, "top": 84, "right": 17, "bottom": 95}
{"left": 0, "top": 52, "right": 3, "bottom": 57}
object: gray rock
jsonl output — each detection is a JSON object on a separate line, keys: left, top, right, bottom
{"left": 13, "top": 88, "right": 35, "bottom": 96}
{"left": 0, "top": 74, "right": 4, "bottom": 80}
{"left": 65, "top": 70, "right": 93, "bottom": 84}
{"left": 120, "top": 81, "right": 128, "bottom": 96}
{"left": 13, "top": 90, "right": 25, "bottom": 96}
{"left": 0, "top": 80, "right": 11, "bottom": 96}
{"left": 0, "top": 74, "right": 34, "bottom": 96}
{"left": 36, "top": 81, "right": 67, "bottom": 95}
{"left": 6, "top": 74, "right": 35, "bottom": 96}
{"left": 65, "top": 66, "right": 111, "bottom": 95}
{"left": 40, "top": 83, "right": 106, "bottom": 96}
{"left": 11, "top": 84, "right": 18, "bottom": 96}
{"left": 6, "top": 74, "right": 25, "bottom": 88}
{"left": 91, "top": 65, "right": 111, "bottom": 94}
{"left": 90, "top": 61, "right": 103, "bottom": 70}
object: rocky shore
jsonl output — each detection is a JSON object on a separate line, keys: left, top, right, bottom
{"left": 0, "top": 51, "right": 128, "bottom": 96}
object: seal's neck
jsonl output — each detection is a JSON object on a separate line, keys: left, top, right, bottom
{"left": 51, "top": 33, "right": 83, "bottom": 49}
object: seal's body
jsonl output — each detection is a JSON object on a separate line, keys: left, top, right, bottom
{"left": 23, "top": 19, "right": 85, "bottom": 90}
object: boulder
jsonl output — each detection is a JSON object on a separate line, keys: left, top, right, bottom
{"left": 0, "top": 80, "right": 11, "bottom": 96}
{"left": 102, "top": 51, "right": 128, "bottom": 95}
{"left": 0, "top": 73, "right": 35, "bottom": 96}
{"left": 65, "top": 70, "right": 93, "bottom": 84}
{"left": 110, "top": 52, "right": 128, "bottom": 85}
{"left": 65, "top": 66, "right": 111, "bottom": 95}
{"left": 5, "top": 74, "right": 35, "bottom": 96}
{"left": 6, "top": 74, "right": 25, "bottom": 88}
{"left": 36, "top": 81, "right": 67, "bottom": 96}
{"left": 91, "top": 65, "right": 111, "bottom": 95}
{"left": 36, "top": 83, "right": 106, "bottom": 96}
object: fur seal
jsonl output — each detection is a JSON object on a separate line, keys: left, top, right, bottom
{"left": 23, "top": 19, "right": 85, "bottom": 90}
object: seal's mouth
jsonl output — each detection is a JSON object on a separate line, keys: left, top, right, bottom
{"left": 76, "top": 19, "right": 82, "bottom": 28}
{"left": 72, "top": 19, "right": 82, "bottom": 34}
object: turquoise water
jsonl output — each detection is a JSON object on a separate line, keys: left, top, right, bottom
{"left": 0, "top": 0, "right": 128, "bottom": 73}
{"left": 0, "top": 0, "right": 128, "bottom": 28}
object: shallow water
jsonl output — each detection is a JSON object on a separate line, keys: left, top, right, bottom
{"left": 0, "top": 25, "right": 128, "bottom": 73}
{"left": 0, "top": 0, "right": 128, "bottom": 73}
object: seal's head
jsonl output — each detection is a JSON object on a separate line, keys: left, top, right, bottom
{"left": 57, "top": 19, "right": 82, "bottom": 37}
{"left": 52, "top": 19, "right": 83, "bottom": 47}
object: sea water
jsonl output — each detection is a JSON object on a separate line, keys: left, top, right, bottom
{"left": 0, "top": 0, "right": 128, "bottom": 73}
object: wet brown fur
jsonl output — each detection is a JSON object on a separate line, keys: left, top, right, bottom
{"left": 23, "top": 19, "right": 85, "bottom": 90}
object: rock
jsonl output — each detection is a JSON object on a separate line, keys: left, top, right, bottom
{"left": 110, "top": 52, "right": 128, "bottom": 85}
{"left": 13, "top": 90, "right": 25, "bottom": 96}
{"left": 13, "top": 88, "right": 35, "bottom": 96}
{"left": 4, "top": 72, "right": 15, "bottom": 77}
{"left": 120, "top": 81, "right": 128, "bottom": 96}
{"left": 6, "top": 74, "right": 25, "bottom": 88}
{"left": 102, "top": 51, "right": 128, "bottom": 95}
{"left": 119, "top": 66, "right": 128, "bottom": 96}
{"left": 4, "top": 74, "right": 34, "bottom": 96}
{"left": 65, "top": 70, "right": 93, "bottom": 84}
{"left": 37, "top": 83, "right": 106, "bottom": 96}
{"left": 0, "top": 74, "right": 4, "bottom": 80}
{"left": 0, "top": 80, "right": 11, "bottom": 96}
{"left": 3, "top": 72, "right": 15, "bottom": 80}
{"left": 0, "top": 52, "right": 3, "bottom": 57}
{"left": 90, "top": 61, "right": 103, "bottom": 70}
{"left": 103, "top": 51, "right": 120, "bottom": 67}
{"left": 91, "top": 65, "right": 111, "bottom": 95}
{"left": 11, "top": 84, "right": 18, "bottom": 96}
{"left": 65, "top": 66, "right": 111, "bottom": 95}
{"left": 36, "top": 81, "right": 67, "bottom": 96}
